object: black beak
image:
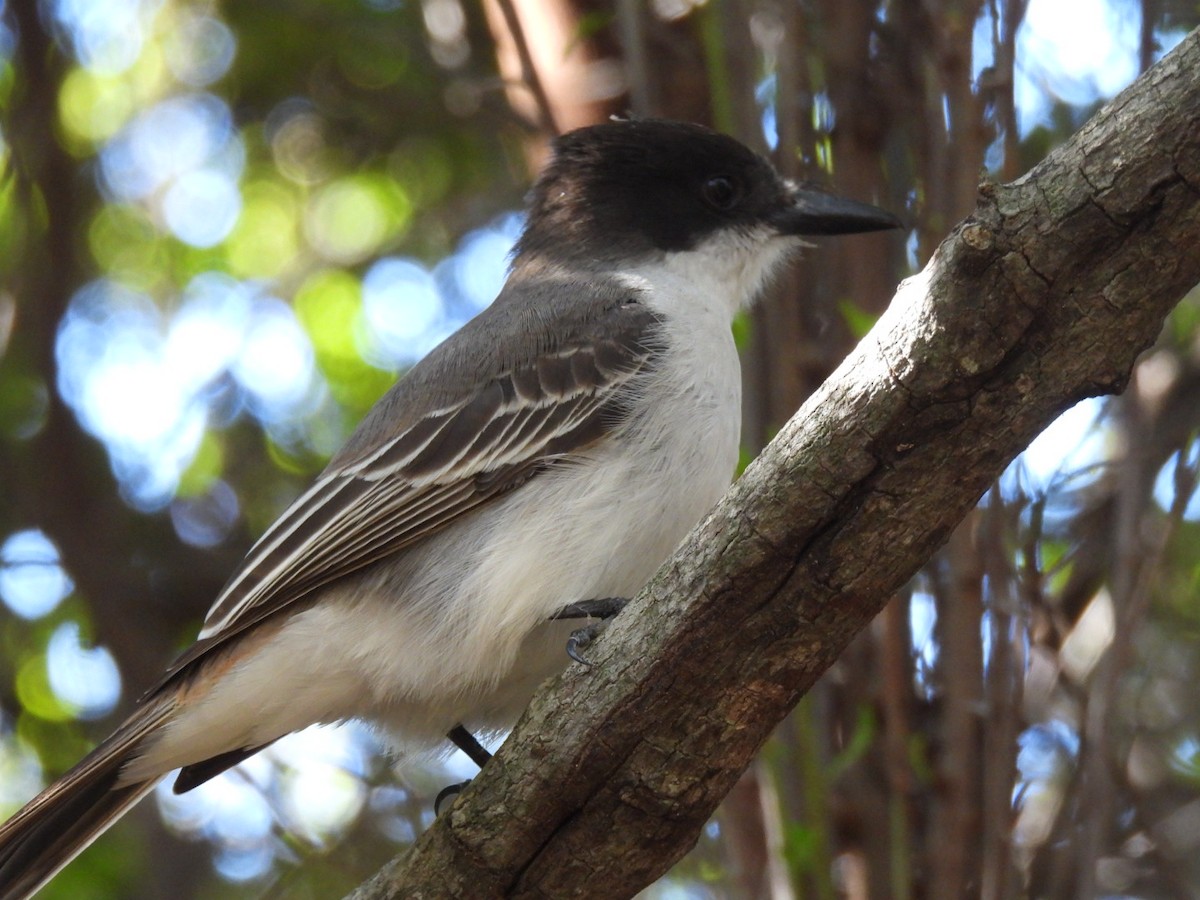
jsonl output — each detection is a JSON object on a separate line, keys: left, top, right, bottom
{"left": 771, "top": 187, "right": 903, "bottom": 236}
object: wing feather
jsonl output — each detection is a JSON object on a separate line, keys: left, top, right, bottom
{"left": 158, "top": 295, "right": 661, "bottom": 687}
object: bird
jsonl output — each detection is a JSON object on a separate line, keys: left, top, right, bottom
{"left": 0, "top": 118, "right": 899, "bottom": 897}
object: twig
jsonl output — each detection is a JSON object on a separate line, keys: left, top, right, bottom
{"left": 492, "top": 0, "right": 559, "bottom": 136}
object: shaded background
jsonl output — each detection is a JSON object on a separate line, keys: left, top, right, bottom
{"left": 2, "top": 0, "right": 1200, "bottom": 896}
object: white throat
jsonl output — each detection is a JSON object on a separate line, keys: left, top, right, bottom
{"left": 645, "top": 225, "right": 801, "bottom": 321}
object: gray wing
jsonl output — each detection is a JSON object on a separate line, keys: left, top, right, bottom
{"left": 155, "top": 279, "right": 662, "bottom": 686}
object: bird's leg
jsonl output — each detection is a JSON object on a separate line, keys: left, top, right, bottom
{"left": 438, "top": 598, "right": 628, "bottom": 813}
{"left": 448, "top": 724, "right": 493, "bottom": 768}
{"left": 435, "top": 724, "right": 493, "bottom": 813}
{"left": 549, "top": 596, "right": 629, "bottom": 665}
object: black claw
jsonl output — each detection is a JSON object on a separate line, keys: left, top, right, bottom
{"left": 553, "top": 596, "right": 629, "bottom": 665}
{"left": 566, "top": 621, "right": 606, "bottom": 666}
{"left": 435, "top": 780, "right": 470, "bottom": 814}
{"left": 435, "top": 726, "right": 491, "bottom": 814}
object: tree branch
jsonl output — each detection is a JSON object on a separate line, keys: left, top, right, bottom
{"left": 349, "top": 27, "right": 1200, "bottom": 899}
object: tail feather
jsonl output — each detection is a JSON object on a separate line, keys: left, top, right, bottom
{"left": 0, "top": 701, "right": 173, "bottom": 900}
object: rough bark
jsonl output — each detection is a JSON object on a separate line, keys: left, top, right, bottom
{"left": 348, "top": 28, "right": 1200, "bottom": 900}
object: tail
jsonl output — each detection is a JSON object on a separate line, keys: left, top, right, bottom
{"left": 0, "top": 700, "right": 173, "bottom": 900}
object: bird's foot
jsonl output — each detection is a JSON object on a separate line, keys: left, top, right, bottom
{"left": 435, "top": 724, "right": 492, "bottom": 814}
{"left": 550, "top": 597, "right": 629, "bottom": 665}
{"left": 566, "top": 622, "right": 607, "bottom": 666}
{"left": 435, "top": 780, "right": 470, "bottom": 814}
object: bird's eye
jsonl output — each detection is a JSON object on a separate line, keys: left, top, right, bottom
{"left": 701, "top": 175, "right": 741, "bottom": 211}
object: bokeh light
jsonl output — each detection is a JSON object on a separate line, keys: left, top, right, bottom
{"left": 87, "top": 203, "right": 164, "bottom": 285}
{"left": 1153, "top": 442, "right": 1200, "bottom": 520}
{"left": 170, "top": 479, "right": 240, "bottom": 547}
{"left": 100, "top": 93, "right": 241, "bottom": 203}
{"left": 53, "top": 274, "right": 322, "bottom": 507}
{"left": 166, "top": 272, "right": 254, "bottom": 391}
{"left": 49, "top": 0, "right": 151, "bottom": 75}
{"left": 361, "top": 258, "right": 443, "bottom": 367}
{"left": 56, "top": 279, "right": 205, "bottom": 507}
{"left": 0, "top": 530, "right": 73, "bottom": 620}
{"left": 46, "top": 622, "right": 121, "bottom": 719}
{"left": 0, "top": 731, "right": 43, "bottom": 817}
{"left": 1007, "top": 397, "right": 1109, "bottom": 492}
{"left": 155, "top": 722, "right": 376, "bottom": 882}
{"left": 294, "top": 268, "right": 364, "bottom": 368}
{"left": 266, "top": 99, "right": 330, "bottom": 185}
{"left": 967, "top": 0, "right": 1193, "bottom": 138}
{"left": 162, "top": 168, "right": 242, "bottom": 247}
{"left": 0, "top": 13, "right": 13, "bottom": 66}
{"left": 448, "top": 213, "right": 522, "bottom": 312}
{"left": 225, "top": 180, "right": 301, "bottom": 278}
{"left": 304, "top": 174, "right": 412, "bottom": 263}
{"left": 233, "top": 297, "right": 317, "bottom": 419}
{"left": 273, "top": 723, "right": 370, "bottom": 842}
{"left": 157, "top": 766, "right": 275, "bottom": 881}
{"left": 58, "top": 67, "right": 137, "bottom": 143}
{"left": 163, "top": 11, "right": 236, "bottom": 87}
